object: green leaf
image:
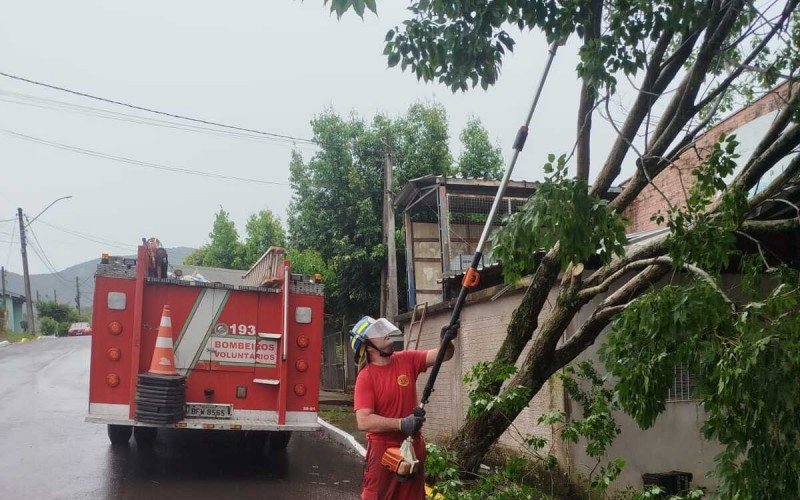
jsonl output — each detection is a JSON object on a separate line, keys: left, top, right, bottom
{"left": 352, "top": 0, "right": 365, "bottom": 17}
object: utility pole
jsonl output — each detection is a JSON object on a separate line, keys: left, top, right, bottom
{"left": 54, "top": 289, "right": 58, "bottom": 304}
{"left": 17, "top": 208, "right": 35, "bottom": 333}
{"left": 75, "top": 276, "right": 81, "bottom": 314}
{"left": 1, "top": 266, "right": 5, "bottom": 332}
{"left": 381, "top": 145, "right": 399, "bottom": 320}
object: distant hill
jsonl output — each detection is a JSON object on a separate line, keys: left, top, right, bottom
{"left": 3, "top": 247, "right": 195, "bottom": 317}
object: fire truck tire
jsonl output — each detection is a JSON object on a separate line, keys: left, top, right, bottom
{"left": 133, "top": 426, "right": 158, "bottom": 447}
{"left": 268, "top": 431, "right": 292, "bottom": 451}
{"left": 107, "top": 424, "right": 132, "bottom": 445}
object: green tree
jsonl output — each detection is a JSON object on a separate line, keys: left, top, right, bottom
{"left": 241, "top": 210, "right": 286, "bottom": 266}
{"left": 288, "top": 111, "right": 384, "bottom": 320}
{"left": 390, "top": 102, "right": 453, "bottom": 188}
{"left": 287, "top": 248, "right": 328, "bottom": 277}
{"left": 288, "top": 102, "right": 454, "bottom": 321}
{"left": 39, "top": 316, "right": 58, "bottom": 336}
{"left": 37, "top": 300, "right": 85, "bottom": 336}
{"left": 457, "top": 118, "right": 503, "bottom": 179}
{"left": 327, "top": 0, "right": 800, "bottom": 494}
{"left": 183, "top": 245, "right": 206, "bottom": 266}
{"left": 199, "top": 208, "right": 245, "bottom": 269}
{"left": 37, "top": 300, "right": 82, "bottom": 323}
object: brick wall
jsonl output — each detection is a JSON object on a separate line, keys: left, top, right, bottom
{"left": 624, "top": 83, "right": 793, "bottom": 233}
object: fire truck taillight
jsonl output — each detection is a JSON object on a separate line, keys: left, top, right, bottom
{"left": 106, "top": 374, "right": 120, "bottom": 387}
{"left": 107, "top": 348, "right": 122, "bottom": 361}
{"left": 296, "top": 335, "right": 309, "bottom": 348}
{"left": 295, "top": 359, "right": 308, "bottom": 372}
{"left": 294, "top": 384, "right": 307, "bottom": 397}
{"left": 108, "top": 321, "right": 123, "bottom": 335}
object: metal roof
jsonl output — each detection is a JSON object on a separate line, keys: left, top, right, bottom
{"left": 394, "top": 175, "right": 541, "bottom": 212}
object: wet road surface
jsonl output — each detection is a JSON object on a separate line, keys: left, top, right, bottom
{"left": 0, "top": 337, "right": 363, "bottom": 499}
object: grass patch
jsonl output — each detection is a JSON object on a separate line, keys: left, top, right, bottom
{"left": 0, "top": 331, "right": 39, "bottom": 343}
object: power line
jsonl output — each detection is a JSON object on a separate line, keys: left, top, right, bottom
{"left": 0, "top": 128, "right": 291, "bottom": 185}
{"left": 0, "top": 71, "right": 319, "bottom": 145}
{"left": 0, "top": 75, "right": 403, "bottom": 159}
{"left": 0, "top": 89, "right": 317, "bottom": 148}
{"left": 27, "top": 238, "right": 66, "bottom": 282}
{"left": 4, "top": 224, "right": 16, "bottom": 267}
{"left": 36, "top": 220, "right": 136, "bottom": 252}
{"left": 26, "top": 219, "right": 71, "bottom": 283}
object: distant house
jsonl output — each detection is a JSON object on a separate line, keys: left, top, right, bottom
{"left": 2, "top": 291, "right": 27, "bottom": 332}
{"left": 394, "top": 83, "right": 799, "bottom": 493}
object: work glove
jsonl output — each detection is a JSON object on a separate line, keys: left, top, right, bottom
{"left": 399, "top": 408, "right": 426, "bottom": 437}
{"left": 440, "top": 321, "right": 460, "bottom": 342}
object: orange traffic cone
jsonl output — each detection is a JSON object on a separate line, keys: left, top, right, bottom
{"left": 148, "top": 305, "right": 178, "bottom": 376}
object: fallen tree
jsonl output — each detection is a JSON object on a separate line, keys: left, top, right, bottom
{"left": 324, "top": 0, "right": 800, "bottom": 495}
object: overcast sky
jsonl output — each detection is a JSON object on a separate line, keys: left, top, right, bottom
{"left": 0, "top": 1, "right": 625, "bottom": 274}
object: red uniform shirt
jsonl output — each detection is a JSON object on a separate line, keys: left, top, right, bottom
{"left": 353, "top": 350, "right": 428, "bottom": 442}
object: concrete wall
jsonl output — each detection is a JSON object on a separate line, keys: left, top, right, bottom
{"left": 2, "top": 297, "right": 25, "bottom": 332}
{"left": 567, "top": 301, "right": 723, "bottom": 491}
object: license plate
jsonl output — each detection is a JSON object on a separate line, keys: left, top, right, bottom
{"left": 185, "top": 403, "right": 233, "bottom": 419}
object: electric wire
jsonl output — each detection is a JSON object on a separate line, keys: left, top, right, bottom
{"left": 0, "top": 89, "right": 317, "bottom": 148}
{"left": 0, "top": 71, "right": 319, "bottom": 145}
{"left": 0, "top": 128, "right": 291, "bottom": 186}
{"left": 27, "top": 239, "right": 64, "bottom": 281}
{"left": 0, "top": 74, "right": 407, "bottom": 158}
{"left": 4, "top": 224, "right": 16, "bottom": 267}
{"left": 36, "top": 219, "right": 136, "bottom": 252}
{"left": 25, "top": 219, "right": 71, "bottom": 283}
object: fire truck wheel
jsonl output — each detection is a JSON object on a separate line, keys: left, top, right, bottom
{"left": 133, "top": 426, "right": 158, "bottom": 447}
{"left": 107, "top": 424, "right": 132, "bottom": 445}
{"left": 268, "top": 431, "right": 292, "bottom": 451}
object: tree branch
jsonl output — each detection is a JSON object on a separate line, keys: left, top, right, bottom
{"left": 610, "top": 0, "right": 750, "bottom": 212}
{"left": 733, "top": 124, "right": 800, "bottom": 193}
{"left": 748, "top": 152, "right": 800, "bottom": 209}
{"left": 579, "top": 257, "right": 668, "bottom": 300}
{"left": 585, "top": 231, "right": 669, "bottom": 287}
{"left": 590, "top": 28, "right": 677, "bottom": 197}
{"left": 575, "top": 0, "right": 603, "bottom": 182}
{"left": 694, "top": 0, "right": 799, "bottom": 110}
{"left": 553, "top": 264, "right": 669, "bottom": 373}
{"left": 741, "top": 217, "right": 800, "bottom": 234}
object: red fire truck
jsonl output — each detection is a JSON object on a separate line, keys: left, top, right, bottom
{"left": 85, "top": 240, "right": 323, "bottom": 450}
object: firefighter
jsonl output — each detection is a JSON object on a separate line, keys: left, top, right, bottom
{"left": 350, "top": 316, "right": 458, "bottom": 500}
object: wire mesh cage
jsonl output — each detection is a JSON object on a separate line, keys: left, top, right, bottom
{"left": 445, "top": 194, "right": 528, "bottom": 272}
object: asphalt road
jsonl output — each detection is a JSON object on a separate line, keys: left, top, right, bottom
{"left": 0, "top": 337, "right": 363, "bottom": 499}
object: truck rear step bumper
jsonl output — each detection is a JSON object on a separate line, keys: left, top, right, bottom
{"left": 86, "top": 403, "right": 319, "bottom": 431}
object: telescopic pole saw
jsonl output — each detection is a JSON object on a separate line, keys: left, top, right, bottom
{"left": 419, "top": 40, "right": 565, "bottom": 411}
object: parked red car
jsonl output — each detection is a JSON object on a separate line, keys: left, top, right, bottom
{"left": 68, "top": 322, "right": 93, "bottom": 336}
